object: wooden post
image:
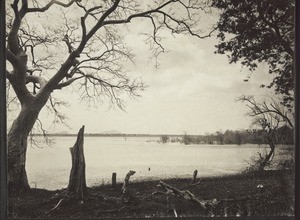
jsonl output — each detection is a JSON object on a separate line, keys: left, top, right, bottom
{"left": 191, "top": 169, "right": 198, "bottom": 184}
{"left": 67, "top": 126, "right": 86, "bottom": 200}
{"left": 112, "top": 172, "right": 117, "bottom": 188}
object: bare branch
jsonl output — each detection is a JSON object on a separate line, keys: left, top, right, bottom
{"left": 54, "top": 76, "right": 84, "bottom": 90}
{"left": 27, "top": 0, "right": 78, "bottom": 13}
{"left": 29, "top": 119, "right": 54, "bottom": 148}
{"left": 46, "top": 95, "right": 69, "bottom": 126}
{"left": 238, "top": 95, "right": 293, "bottom": 129}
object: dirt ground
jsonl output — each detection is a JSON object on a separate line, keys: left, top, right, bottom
{"left": 8, "top": 169, "right": 294, "bottom": 218}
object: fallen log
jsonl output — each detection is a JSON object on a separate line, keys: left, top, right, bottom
{"left": 158, "top": 181, "right": 208, "bottom": 211}
{"left": 181, "top": 179, "right": 203, "bottom": 190}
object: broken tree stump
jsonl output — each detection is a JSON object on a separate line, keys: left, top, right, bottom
{"left": 191, "top": 169, "right": 198, "bottom": 184}
{"left": 67, "top": 126, "right": 86, "bottom": 200}
{"left": 121, "top": 170, "right": 136, "bottom": 201}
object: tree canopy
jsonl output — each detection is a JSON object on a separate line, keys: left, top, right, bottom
{"left": 211, "top": 0, "right": 294, "bottom": 107}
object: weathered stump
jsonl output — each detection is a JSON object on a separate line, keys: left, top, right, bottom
{"left": 67, "top": 126, "right": 86, "bottom": 200}
{"left": 121, "top": 170, "right": 135, "bottom": 201}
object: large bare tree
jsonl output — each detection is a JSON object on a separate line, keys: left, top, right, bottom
{"left": 6, "top": 0, "right": 214, "bottom": 192}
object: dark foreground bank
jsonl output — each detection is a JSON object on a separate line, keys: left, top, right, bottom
{"left": 8, "top": 170, "right": 294, "bottom": 218}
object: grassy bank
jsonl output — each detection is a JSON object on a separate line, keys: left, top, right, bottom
{"left": 9, "top": 169, "right": 294, "bottom": 218}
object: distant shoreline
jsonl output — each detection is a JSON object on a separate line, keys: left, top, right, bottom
{"left": 31, "top": 133, "right": 183, "bottom": 138}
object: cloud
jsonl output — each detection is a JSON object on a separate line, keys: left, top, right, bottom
{"left": 35, "top": 17, "right": 278, "bottom": 135}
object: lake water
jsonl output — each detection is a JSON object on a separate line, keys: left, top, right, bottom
{"left": 26, "top": 136, "right": 279, "bottom": 190}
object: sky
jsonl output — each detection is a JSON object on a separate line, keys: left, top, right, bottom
{"left": 7, "top": 1, "right": 277, "bottom": 135}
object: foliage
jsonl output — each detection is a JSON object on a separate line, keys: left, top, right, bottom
{"left": 245, "top": 146, "right": 294, "bottom": 172}
{"left": 245, "top": 151, "right": 273, "bottom": 172}
{"left": 175, "top": 127, "right": 293, "bottom": 146}
{"left": 160, "top": 135, "right": 169, "bottom": 143}
{"left": 277, "top": 152, "right": 294, "bottom": 170}
{"left": 182, "top": 131, "right": 193, "bottom": 145}
{"left": 211, "top": 0, "right": 294, "bottom": 107}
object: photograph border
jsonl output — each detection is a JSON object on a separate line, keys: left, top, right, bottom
{"left": 0, "top": 0, "right": 299, "bottom": 219}
{"left": 1, "top": 0, "right": 7, "bottom": 220}
{"left": 294, "top": 0, "right": 300, "bottom": 218}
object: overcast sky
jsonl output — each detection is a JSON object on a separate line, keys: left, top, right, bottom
{"left": 38, "top": 24, "right": 275, "bottom": 135}
{"left": 8, "top": 3, "right": 276, "bottom": 135}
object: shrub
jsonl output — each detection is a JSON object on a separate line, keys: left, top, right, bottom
{"left": 160, "top": 135, "right": 169, "bottom": 143}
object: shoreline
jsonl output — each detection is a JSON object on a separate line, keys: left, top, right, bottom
{"left": 9, "top": 169, "right": 294, "bottom": 218}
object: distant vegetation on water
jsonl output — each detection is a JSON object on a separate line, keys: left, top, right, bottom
{"left": 32, "top": 126, "right": 293, "bottom": 146}
{"left": 162, "top": 126, "right": 294, "bottom": 146}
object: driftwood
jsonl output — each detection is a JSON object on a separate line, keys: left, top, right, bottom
{"left": 168, "top": 208, "right": 178, "bottom": 217}
{"left": 158, "top": 181, "right": 208, "bottom": 211}
{"left": 67, "top": 126, "right": 87, "bottom": 199}
{"left": 46, "top": 198, "right": 67, "bottom": 214}
{"left": 181, "top": 179, "right": 203, "bottom": 190}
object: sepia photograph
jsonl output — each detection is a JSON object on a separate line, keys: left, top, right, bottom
{"left": 3, "top": 0, "right": 295, "bottom": 218}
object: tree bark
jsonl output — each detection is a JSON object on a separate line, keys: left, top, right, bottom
{"left": 259, "top": 144, "right": 275, "bottom": 171}
{"left": 67, "top": 126, "right": 86, "bottom": 199}
{"left": 7, "top": 104, "right": 41, "bottom": 192}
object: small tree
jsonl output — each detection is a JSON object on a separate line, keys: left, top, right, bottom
{"left": 215, "top": 130, "right": 224, "bottom": 145}
{"left": 182, "top": 131, "right": 193, "bottom": 145}
{"left": 238, "top": 95, "right": 294, "bottom": 170}
{"left": 160, "top": 135, "right": 169, "bottom": 144}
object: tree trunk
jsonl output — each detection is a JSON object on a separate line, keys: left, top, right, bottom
{"left": 67, "top": 126, "right": 86, "bottom": 199}
{"left": 7, "top": 105, "right": 41, "bottom": 192}
{"left": 259, "top": 142, "right": 275, "bottom": 171}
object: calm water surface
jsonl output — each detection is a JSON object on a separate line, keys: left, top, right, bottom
{"left": 27, "top": 136, "right": 269, "bottom": 190}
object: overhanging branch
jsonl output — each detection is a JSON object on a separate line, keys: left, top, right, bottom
{"left": 6, "top": 48, "right": 20, "bottom": 66}
{"left": 54, "top": 76, "right": 84, "bottom": 90}
{"left": 27, "top": 0, "right": 78, "bottom": 13}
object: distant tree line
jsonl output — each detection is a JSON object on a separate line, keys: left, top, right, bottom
{"left": 162, "top": 126, "right": 293, "bottom": 145}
